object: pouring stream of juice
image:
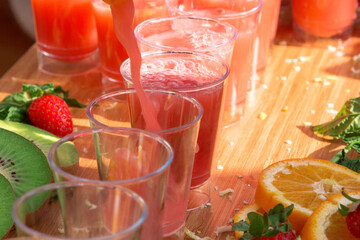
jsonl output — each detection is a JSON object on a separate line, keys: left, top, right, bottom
{"left": 105, "top": 0, "right": 161, "bottom": 131}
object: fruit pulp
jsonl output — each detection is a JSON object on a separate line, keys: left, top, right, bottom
{"left": 292, "top": 0, "right": 358, "bottom": 37}
{"left": 31, "top": 0, "right": 98, "bottom": 60}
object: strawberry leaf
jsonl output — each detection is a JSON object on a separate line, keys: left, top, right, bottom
{"left": 233, "top": 221, "right": 250, "bottom": 231}
{"left": 248, "top": 212, "right": 264, "bottom": 238}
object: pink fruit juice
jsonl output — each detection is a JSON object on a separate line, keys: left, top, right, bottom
{"left": 92, "top": 0, "right": 128, "bottom": 83}
{"left": 31, "top": 0, "right": 98, "bottom": 60}
{"left": 292, "top": 0, "right": 358, "bottom": 37}
{"left": 121, "top": 52, "right": 229, "bottom": 188}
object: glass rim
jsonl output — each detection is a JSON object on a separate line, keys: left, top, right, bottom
{"left": 165, "top": 0, "right": 263, "bottom": 19}
{"left": 134, "top": 16, "right": 238, "bottom": 52}
{"left": 12, "top": 181, "right": 148, "bottom": 240}
{"left": 120, "top": 51, "right": 229, "bottom": 92}
{"left": 48, "top": 127, "right": 174, "bottom": 185}
{"left": 86, "top": 88, "right": 204, "bottom": 135}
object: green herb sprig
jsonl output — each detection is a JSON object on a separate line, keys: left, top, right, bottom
{"left": 311, "top": 97, "right": 360, "bottom": 173}
{"left": 232, "top": 203, "right": 294, "bottom": 240}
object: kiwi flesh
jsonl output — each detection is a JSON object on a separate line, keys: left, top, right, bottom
{"left": 0, "top": 120, "right": 78, "bottom": 167}
{"left": 0, "top": 174, "right": 16, "bottom": 239}
{"left": 0, "top": 128, "right": 52, "bottom": 212}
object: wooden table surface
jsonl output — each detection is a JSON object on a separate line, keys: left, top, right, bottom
{"left": 2, "top": 23, "right": 360, "bottom": 239}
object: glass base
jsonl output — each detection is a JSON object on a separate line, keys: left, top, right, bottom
{"left": 37, "top": 48, "right": 100, "bottom": 76}
{"left": 187, "top": 180, "right": 210, "bottom": 211}
{"left": 293, "top": 22, "right": 353, "bottom": 46}
{"left": 162, "top": 225, "right": 185, "bottom": 240}
{"left": 222, "top": 100, "right": 245, "bottom": 129}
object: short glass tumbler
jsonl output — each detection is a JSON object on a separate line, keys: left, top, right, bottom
{"left": 12, "top": 182, "right": 147, "bottom": 239}
{"left": 86, "top": 89, "right": 203, "bottom": 236}
{"left": 48, "top": 127, "right": 173, "bottom": 240}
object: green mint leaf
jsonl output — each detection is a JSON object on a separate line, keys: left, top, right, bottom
{"left": 339, "top": 203, "right": 350, "bottom": 216}
{"left": 268, "top": 212, "right": 281, "bottom": 226}
{"left": 263, "top": 228, "right": 279, "bottom": 237}
{"left": 63, "top": 98, "right": 86, "bottom": 108}
{"left": 311, "top": 97, "right": 360, "bottom": 139}
{"left": 279, "top": 223, "right": 291, "bottom": 233}
{"left": 248, "top": 212, "right": 264, "bottom": 238}
{"left": 232, "top": 221, "right": 250, "bottom": 231}
{"left": 239, "top": 232, "right": 254, "bottom": 240}
{"left": 284, "top": 204, "right": 294, "bottom": 218}
{"left": 331, "top": 145, "right": 360, "bottom": 173}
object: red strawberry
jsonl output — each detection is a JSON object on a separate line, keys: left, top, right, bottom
{"left": 28, "top": 95, "right": 73, "bottom": 137}
{"left": 339, "top": 190, "right": 360, "bottom": 238}
{"left": 255, "top": 231, "right": 297, "bottom": 240}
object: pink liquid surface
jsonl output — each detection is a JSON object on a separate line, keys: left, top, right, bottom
{"left": 31, "top": 0, "right": 98, "bottom": 60}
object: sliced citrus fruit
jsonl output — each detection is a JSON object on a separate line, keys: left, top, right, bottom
{"left": 233, "top": 203, "right": 265, "bottom": 239}
{"left": 254, "top": 158, "right": 360, "bottom": 233}
{"left": 301, "top": 190, "right": 360, "bottom": 240}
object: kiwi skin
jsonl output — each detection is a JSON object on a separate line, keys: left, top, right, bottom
{"left": 0, "top": 174, "right": 16, "bottom": 239}
{"left": 0, "top": 128, "right": 52, "bottom": 212}
{"left": 0, "top": 120, "right": 78, "bottom": 167}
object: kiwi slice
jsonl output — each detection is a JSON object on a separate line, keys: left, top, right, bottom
{"left": 0, "top": 128, "right": 52, "bottom": 210}
{"left": 0, "top": 120, "right": 78, "bottom": 167}
{"left": 0, "top": 174, "right": 16, "bottom": 239}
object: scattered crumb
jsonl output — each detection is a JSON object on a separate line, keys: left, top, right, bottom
{"left": 85, "top": 200, "right": 97, "bottom": 210}
{"left": 293, "top": 66, "right": 301, "bottom": 72}
{"left": 185, "top": 228, "right": 214, "bottom": 240}
{"left": 243, "top": 200, "right": 249, "bottom": 205}
{"left": 326, "top": 109, "right": 338, "bottom": 115}
{"left": 311, "top": 110, "right": 316, "bottom": 114}
{"left": 299, "top": 56, "right": 311, "bottom": 62}
{"left": 230, "top": 141, "right": 235, "bottom": 146}
{"left": 214, "top": 186, "right": 219, "bottom": 191}
{"left": 82, "top": 147, "right": 89, "bottom": 154}
{"left": 303, "top": 122, "right": 312, "bottom": 126}
{"left": 318, "top": 195, "right": 327, "bottom": 201}
{"left": 281, "top": 106, "right": 288, "bottom": 112}
{"left": 327, "top": 45, "right": 337, "bottom": 52}
{"left": 215, "top": 225, "right": 233, "bottom": 236}
{"left": 219, "top": 188, "right": 234, "bottom": 200}
{"left": 345, "top": 89, "right": 351, "bottom": 93}
{"left": 237, "top": 174, "right": 243, "bottom": 179}
{"left": 353, "top": 53, "right": 360, "bottom": 61}
{"left": 284, "top": 140, "right": 292, "bottom": 145}
{"left": 351, "top": 67, "right": 360, "bottom": 74}
{"left": 234, "top": 208, "right": 240, "bottom": 212}
{"left": 327, "top": 103, "right": 334, "bottom": 108}
{"left": 287, "top": 147, "right": 291, "bottom": 152}
{"left": 258, "top": 112, "right": 267, "bottom": 120}
{"left": 281, "top": 76, "right": 287, "bottom": 81}
{"left": 261, "top": 84, "right": 268, "bottom": 89}
{"left": 206, "top": 202, "right": 212, "bottom": 207}
{"left": 336, "top": 51, "right": 344, "bottom": 57}
{"left": 278, "top": 41, "right": 287, "bottom": 46}
{"left": 228, "top": 218, "right": 234, "bottom": 224}
{"left": 217, "top": 165, "right": 224, "bottom": 170}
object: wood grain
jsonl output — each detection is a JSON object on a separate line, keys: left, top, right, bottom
{"left": 2, "top": 24, "right": 360, "bottom": 239}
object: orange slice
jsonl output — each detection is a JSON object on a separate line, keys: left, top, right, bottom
{"left": 254, "top": 158, "right": 360, "bottom": 233}
{"left": 301, "top": 190, "right": 360, "bottom": 240}
{"left": 233, "top": 203, "right": 265, "bottom": 239}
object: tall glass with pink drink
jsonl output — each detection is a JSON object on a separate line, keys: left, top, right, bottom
{"left": 31, "top": 0, "right": 99, "bottom": 75}
{"left": 166, "top": 0, "right": 262, "bottom": 127}
{"left": 92, "top": 0, "right": 169, "bottom": 83}
{"left": 121, "top": 51, "right": 229, "bottom": 210}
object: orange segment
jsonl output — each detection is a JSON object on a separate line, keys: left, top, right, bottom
{"left": 233, "top": 203, "right": 265, "bottom": 239}
{"left": 255, "top": 158, "right": 360, "bottom": 233}
{"left": 301, "top": 190, "right": 360, "bottom": 240}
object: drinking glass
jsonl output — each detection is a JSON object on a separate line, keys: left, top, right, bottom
{"left": 12, "top": 182, "right": 147, "bottom": 239}
{"left": 91, "top": 0, "right": 169, "bottom": 84}
{"left": 166, "top": 0, "right": 262, "bottom": 127}
{"left": 135, "top": 16, "right": 237, "bottom": 67}
{"left": 48, "top": 127, "right": 173, "bottom": 240}
{"left": 30, "top": 0, "right": 99, "bottom": 75}
{"left": 292, "top": 0, "right": 358, "bottom": 42}
{"left": 120, "top": 51, "right": 228, "bottom": 210}
{"left": 86, "top": 89, "right": 203, "bottom": 237}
